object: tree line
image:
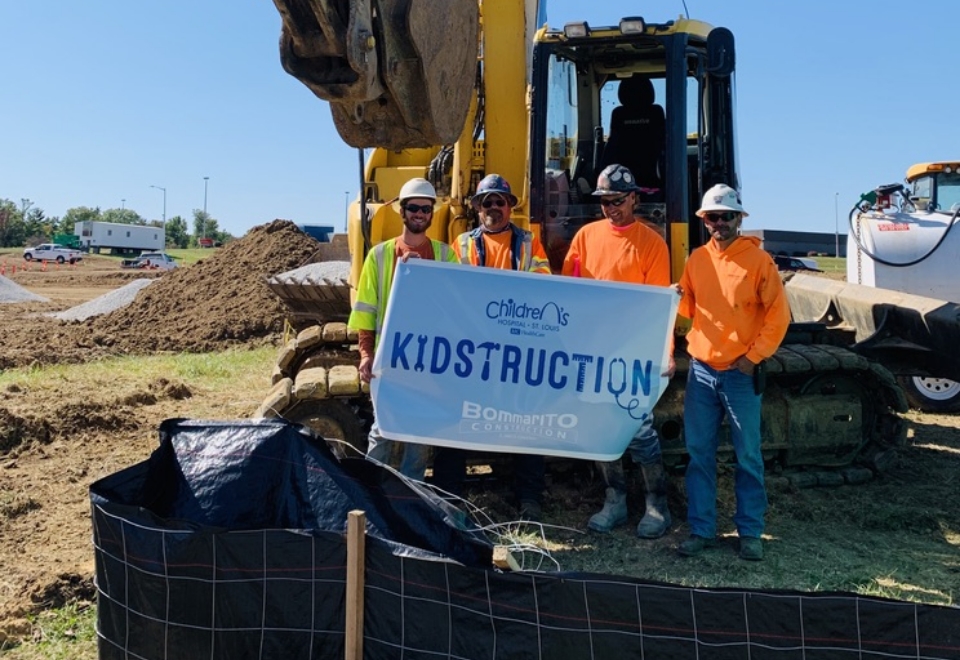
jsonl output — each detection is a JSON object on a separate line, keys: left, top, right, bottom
{"left": 0, "top": 198, "right": 234, "bottom": 249}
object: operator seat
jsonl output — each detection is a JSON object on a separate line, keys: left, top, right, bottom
{"left": 598, "top": 76, "right": 665, "bottom": 196}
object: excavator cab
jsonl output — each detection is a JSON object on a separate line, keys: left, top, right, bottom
{"left": 529, "top": 19, "right": 738, "bottom": 277}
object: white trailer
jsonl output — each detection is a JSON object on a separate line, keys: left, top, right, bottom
{"left": 76, "top": 221, "right": 165, "bottom": 254}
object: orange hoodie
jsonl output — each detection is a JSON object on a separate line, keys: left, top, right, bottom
{"left": 678, "top": 236, "right": 790, "bottom": 370}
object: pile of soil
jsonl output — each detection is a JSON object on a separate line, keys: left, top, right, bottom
{"left": 84, "top": 220, "right": 322, "bottom": 352}
{"left": 0, "top": 221, "right": 324, "bottom": 369}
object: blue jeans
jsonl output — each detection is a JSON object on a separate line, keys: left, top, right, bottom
{"left": 684, "top": 358, "right": 766, "bottom": 538}
{"left": 596, "top": 413, "right": 661, "bottom": 493}
{"left": 366, "top": 421, "right": 430, "bottom": 481}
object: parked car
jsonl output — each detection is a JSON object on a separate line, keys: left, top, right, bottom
{"left": 774, "top": 255, "right": 821, "bottom": 272}
{"left": 120, "top": 252, "right": 178, "bottom": 270}
{"left": 22, "top": 243, "right": 83, "bottom": 264}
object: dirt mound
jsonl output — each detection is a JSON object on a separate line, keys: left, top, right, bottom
{"left": 0, "top": 221, "right": 323, "bottom": 368}
{"left": 83, "top": 220, "right": 322, "bottom": 353}
{"left": 0, "top": 399, "right": 144, "bottom": 454}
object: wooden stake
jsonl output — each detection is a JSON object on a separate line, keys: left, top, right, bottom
{"left": 492, "top": 545, "right": 521, "bottom": 571}
{"left": 345, "top": 510, "right": 366, "bottom": 660}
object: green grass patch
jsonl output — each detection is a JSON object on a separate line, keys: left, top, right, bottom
{"left": 0, "top": 603, "right": 97, "bottom": 659}
{"left": 815, "top": 256, "right": 845, "bottom": 273}
{"left": 163, "top": 248, "right": 216, "bottom": 266}
{"left": 0, "top": 347, "right": 276, "bottom": 392}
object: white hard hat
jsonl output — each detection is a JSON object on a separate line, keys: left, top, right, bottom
{"left": 696, "top": 183, "right": 749, "bottom": 218}
{"left": 398, "top": 177, "right": 437, "bottom": 203}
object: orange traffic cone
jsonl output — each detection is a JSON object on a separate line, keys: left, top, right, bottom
{"left": 41, "top": 260, "right": 47, "bottom": 272}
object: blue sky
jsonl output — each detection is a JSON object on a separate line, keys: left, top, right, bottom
{"left": 2, "top": 1, "right": 957, "bottom": 238}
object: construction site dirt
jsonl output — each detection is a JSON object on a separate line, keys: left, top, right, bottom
{"left": 0, "top": 221, "right": 957, "bottom": 645}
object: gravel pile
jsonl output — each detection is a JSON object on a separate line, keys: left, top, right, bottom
{"left": 50, "top": 279, "right": 154, "bottom": 321}
{"left": 0, "top": 275, "right": 49, "bottom": 303}
{"left": 270, "top": 260, "right": 351, "bottom": 284}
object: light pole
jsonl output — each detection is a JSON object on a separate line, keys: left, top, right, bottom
{"left": 343, "top": 191, "right": 349, "bottom": 232}
{"left": 202, "top": 176, "right": 210, "bottom": 240}
{"left": 121, "top": 198, "right": 126, "bottom": 211}
{"left": 834, "top": 192, "right": 840, "bottom": 258}
{"left": 150, "top": 185, "right": 167, "bottom": 243}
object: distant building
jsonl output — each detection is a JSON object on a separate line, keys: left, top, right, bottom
{"left": 741, "top": 229, "right": 846, "bottom": 258}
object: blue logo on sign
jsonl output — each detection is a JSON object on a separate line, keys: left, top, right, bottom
{"left": 486, "top": 298, "right": 569, "bottom": 327}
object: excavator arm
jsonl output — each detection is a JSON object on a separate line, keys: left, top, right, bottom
{"left": 272, "top": 0, "right": 479, "bottom": 149}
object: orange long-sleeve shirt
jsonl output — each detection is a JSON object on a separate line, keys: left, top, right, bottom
{"left": 561, "top": 219, "right": 670, "bottom": 286}
{"left": 678, "top": 236, "right": 790, "bottom": 370}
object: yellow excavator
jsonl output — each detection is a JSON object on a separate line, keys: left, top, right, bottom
{"left": 258, "top": 0, "right": 906, "bottom": 478}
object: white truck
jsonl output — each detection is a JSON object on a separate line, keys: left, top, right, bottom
{"left": 120, "top": 252, "right": 178, "bottom": 270}
{"left": 76, "top": 221, "right": 165, "bottom": 254}
{"left": 22, "top": 243, "right": 84, "bottom": 264}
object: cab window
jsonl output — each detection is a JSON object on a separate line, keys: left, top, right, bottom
{"left": 937, "top": 172, "right": 960, "bottom": 211}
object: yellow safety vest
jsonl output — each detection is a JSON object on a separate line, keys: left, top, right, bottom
{"left": 456, "top": 225, "right": 550, "bottom": 273}
{"left": 348, "top": 238, "right": 456, "bottom": 346}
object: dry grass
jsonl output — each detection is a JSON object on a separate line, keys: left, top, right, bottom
{"left": 460, "top": 420, "right": 959, "bottom": 606}
{"left": 2, "top": 348, "right": 958, "bottom": 658}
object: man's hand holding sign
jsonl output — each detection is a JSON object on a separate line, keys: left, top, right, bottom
{"left": 370, "top": 259, "right": 678, "bottom": 462}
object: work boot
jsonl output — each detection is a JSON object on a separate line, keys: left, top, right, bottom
{"left": 739, "top": 537, "right": 764, "bottom": 561}
{"left": 677, "top": 535, "right": 717, "bottom": 557}
{"left": 636, "top": 462, "right": 672, "bottom": 539}
{"left": 587, "top": 487, "right": 628, "bottom": 533}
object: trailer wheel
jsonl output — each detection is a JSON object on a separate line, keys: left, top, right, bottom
{"left": 898, "top": 376, "right": 960, "bottom": 413}
{"left": 282, "top": 398, "right": 369, "bottom": 459}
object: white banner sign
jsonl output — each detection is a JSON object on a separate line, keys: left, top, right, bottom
{"left": 371, "top": 260, "right": 678, "bottom": 461}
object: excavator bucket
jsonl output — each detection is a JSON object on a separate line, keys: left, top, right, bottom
{"left": 273, "top": 0, "right": 479, "bottom": 149}
{"left": 265, "top": 236, "right": 353, "bottom": 330}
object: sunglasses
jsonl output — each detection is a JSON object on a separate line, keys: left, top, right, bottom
{"left": 403, "top": 203, "right": 434, "bottom": 215}
{"left": 703, "top": 211, "right": 739, "bottom": 223}
{"left": 599, "top": 195, "right": 630, "bottom": 207}
{"left": 481, "top": 198, "right": 507, "bottom": 209}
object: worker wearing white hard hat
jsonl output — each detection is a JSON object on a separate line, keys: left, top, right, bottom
{"left": 675, "top": 183, "right": 789, "bottom": 562}
{"left": 349, "top": 177, "right": 458, "bottom": 478}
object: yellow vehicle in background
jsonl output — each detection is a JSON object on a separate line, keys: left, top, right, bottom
{"left": 259, "top": 0, "right": 906, "bottom": 477}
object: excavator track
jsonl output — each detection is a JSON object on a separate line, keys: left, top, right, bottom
{"left": 656, "top": 342, "right": 907, "bottom": 484}
{"left": 256, "top": 323, "right": 908, "bottom": 482}
{"left": 255, "top": 321, "right": 371, "bottom": 459}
